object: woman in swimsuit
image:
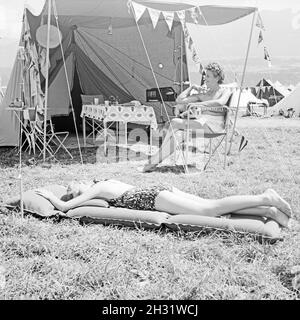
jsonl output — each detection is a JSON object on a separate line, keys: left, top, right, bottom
{"left": 36, "top": 179, "right": 292, "bottom": 227}
{"left": 141, "top": 62, "right": 233, "bottom": 173}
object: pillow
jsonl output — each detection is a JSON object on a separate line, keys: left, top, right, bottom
{"left": 6, "top": 185, "right": 67, "bottom": 217}
{"left": 6, "top": 185, "right": 109, "bottom": 217}
{"left": 164, "top": 214, "right": 282, "bottom": 242}
{"left": 81, "top": 94, "right": 105, "bottom": 105}
{"left": 68, "top": 206, "right": 170, "bottom": 229}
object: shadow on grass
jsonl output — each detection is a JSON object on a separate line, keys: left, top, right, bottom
{"left": 0, "top": 145, "right": 149, "bottom": 169}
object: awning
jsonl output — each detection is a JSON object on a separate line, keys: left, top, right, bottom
{"left": 42, "top": 0, "right": 257, "bottom": 26}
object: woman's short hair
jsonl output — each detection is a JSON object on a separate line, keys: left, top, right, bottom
{"left": 205, "top": 62, "right": 225, "bottom": 84}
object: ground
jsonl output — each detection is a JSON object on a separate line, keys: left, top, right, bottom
{"left": 0, "top": 117, "right": 299, "bottom": 299}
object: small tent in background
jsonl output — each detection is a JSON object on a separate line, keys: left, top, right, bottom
{"left": 229, "top": 87, "right": 264, "bottom": 116}
{"left": 271, "top": 82, "right": 300, "bottom": 117}
{"left": 0, "top": 0, "right": 257, "bottom": 147}
{"left": 251, "top": 78, "right": 290, "bottom": 107}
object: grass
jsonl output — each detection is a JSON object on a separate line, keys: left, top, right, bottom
{"left": 0, "top": 118, "right": 300, "bottom": 300}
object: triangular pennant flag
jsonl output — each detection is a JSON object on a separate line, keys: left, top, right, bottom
{"left": 256, "top": 13, "right": 266, "bottom": 30}
{"left": 192, "top": 47, "right": 201, "bottom": 64}
{"left": 258, "top": 30, "right": 264, "bottom": 45}
{"left": 176, "top": 10, "right": 186, "bottom": 27}
{"left": 127, "top": 0, "right": 132, "bottom": 15}
{"left": 189, "top": 7, "right": 199, "bottom": 24}
{"left": 183, "top": 24, "right": 190, "bottom": 42}
{"left": 131, "top": 1, "right": 146, "bottom": 21}
{"left": 148, "top": 8, "right": 160, "bottom": 29}
{"left": 188, "top": 37, "right": 193, "bottom": 50}
{"left": 199, "top": 63, "right": 204, "bottom": 74}
{"left": 264, "top": 46, "right": 272, "bottom": 67}
{"left": 162, "top": 11, "right": 174, "bottom": 31}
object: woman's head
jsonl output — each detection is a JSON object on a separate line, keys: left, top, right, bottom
{"left": 66, "top": 181, "right": 91, "bottom": 198}
{"left": 204, "top": 62, "right": 225, "bottom": 87}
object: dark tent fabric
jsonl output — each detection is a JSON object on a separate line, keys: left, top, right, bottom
{"left": 0, "top": 0, "right": 257, "bottom": 146}
{"left": 252, "top": 79, "right": 288, "bottom": 107}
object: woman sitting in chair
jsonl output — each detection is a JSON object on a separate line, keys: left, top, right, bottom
{"left": 141, "top": 62, "right": 232, "bottom": 173}
{"left": 36, "top": 179, "right": 291, "bottom": 228}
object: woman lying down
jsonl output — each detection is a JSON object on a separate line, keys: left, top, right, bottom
{"left": 36, "top": 179, "right": 292, "bottom": 228}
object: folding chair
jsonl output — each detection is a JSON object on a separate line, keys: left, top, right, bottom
{"left": 176, "top": 93, "right": 234, "bottom": 171}
{"left": 23, "top": 108, "right": 73, "bottom": 159}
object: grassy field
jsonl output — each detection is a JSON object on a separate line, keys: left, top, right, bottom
{"left": 0, "top": 117, "right": 299, "bottom": 300}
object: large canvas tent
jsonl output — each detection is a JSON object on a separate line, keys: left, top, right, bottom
{"left": 0, "top": 0, "right": 257, "bottom": 147}
{"left": 271, "top": 82, "right": 300, "bottom": 117}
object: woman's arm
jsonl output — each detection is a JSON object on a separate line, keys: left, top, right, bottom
{"left": 36, "top": 184, "right": 104, "bottom": 212}
{"left": 199, "top": 88, "right": 232, "bottom": 108}
{"left": 176, "top": 85, "right": 201, "bottom": 105}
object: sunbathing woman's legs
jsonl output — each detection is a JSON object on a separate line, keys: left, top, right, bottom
{"left": 172, "top": 187, "right": 285, "bottom": 218}
{"left": 155, "top": 188, "right": 291, "bottom": 227}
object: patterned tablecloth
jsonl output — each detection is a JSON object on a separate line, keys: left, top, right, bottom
{"left": 81, "top": 104, "right": 158, "bottom": 130}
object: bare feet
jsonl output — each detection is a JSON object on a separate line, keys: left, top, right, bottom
{"left": 267, "top": 207, "right": 290, "bottom": 228}
{"left": 264, "top": 189, "right": 292, "bottom": 218}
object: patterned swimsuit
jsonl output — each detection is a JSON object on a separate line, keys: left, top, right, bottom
{"left": 107, "top": 184, "right": 173, "bottom": 211}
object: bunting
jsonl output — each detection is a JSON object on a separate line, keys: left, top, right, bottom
{"left": 162, "top": 11, "right": 174, "bottom": 31}
{"left": 189, "top": 7, "right": 200, "bottom": 24}
{"left": 264, "top": 46, "right": 272, "bottom": 67}
{"left": 258, "top": 30, "right": 263, "bottom": 45}
{"left": 130, "top": 1, "right": 203, "bottom": 68}
{"left": 131, "top": 1, "right": 146, "bottom": 21}
{"left": 256, "top": 13, "right": 265, "bottom": 30}
{"left": 176, "top": 10, "right": 186, "bottom": 26}
{"left": 148, "top": 7, "right": 161, "bottom": 29}
{"left": 130, "top": 2, "right": 204, "bottom": 32}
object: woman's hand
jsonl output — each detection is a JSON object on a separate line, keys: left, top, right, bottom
{"left": 35, "top": 189, "right": 55, "bottom": 201}
{"left": 191, "top": 84, "right": 201, "bottom": 92}
{"left": 173, "top": 105, "right": 186, "bottom": 117}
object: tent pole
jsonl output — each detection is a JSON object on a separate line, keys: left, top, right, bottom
{"left": 43, "top": 0, "right": 52, "bottom": 162}
{"left": 180, "top": 28, "right": 183, "bottom": 92}
{"left": 228, "top": 9, "right": 257, "bottom": 155}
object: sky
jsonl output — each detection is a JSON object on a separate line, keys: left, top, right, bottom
{"left": 0, "top": 0, "right": 300, "bottom": 39}
{"left": 0, "top": 0, "right": 300, "bottom": 69}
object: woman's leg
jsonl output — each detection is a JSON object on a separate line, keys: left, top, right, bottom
{"left": 172, "top": 187, "right": 282, "bottom": 217}
{"left": 155, "top": 189, "right": 291, "bottom": 226}
{"left": 172, "top": 187, "right": 291, "bottom": 217}
{"left": 143, "top": 119, "right": 206, "bottom": 171}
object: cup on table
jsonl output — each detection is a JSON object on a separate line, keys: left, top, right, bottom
{"left": 94, "top": 98, "right": 99, "bottom": 105}
{"left": 105, "top": 100, "right": 109, "bottom": 106}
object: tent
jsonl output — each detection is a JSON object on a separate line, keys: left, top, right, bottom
{"left": 0, "top": 0, "right": 257, "bottom": 147}
{"left": 223, "top": 83, "right": 264, "bottom": 115}
{"left": 230, "top": 88, "right": 263, "bottom": 113}
{"left": 271, "top": 82, "right": 300, "bottom": 117}
{"left": 251, "top": 78, "right": 290, "bottom": 107}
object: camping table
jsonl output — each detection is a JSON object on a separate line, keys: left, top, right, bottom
{"left": 80, "top": 104, "right": 158, "bottom": 155}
